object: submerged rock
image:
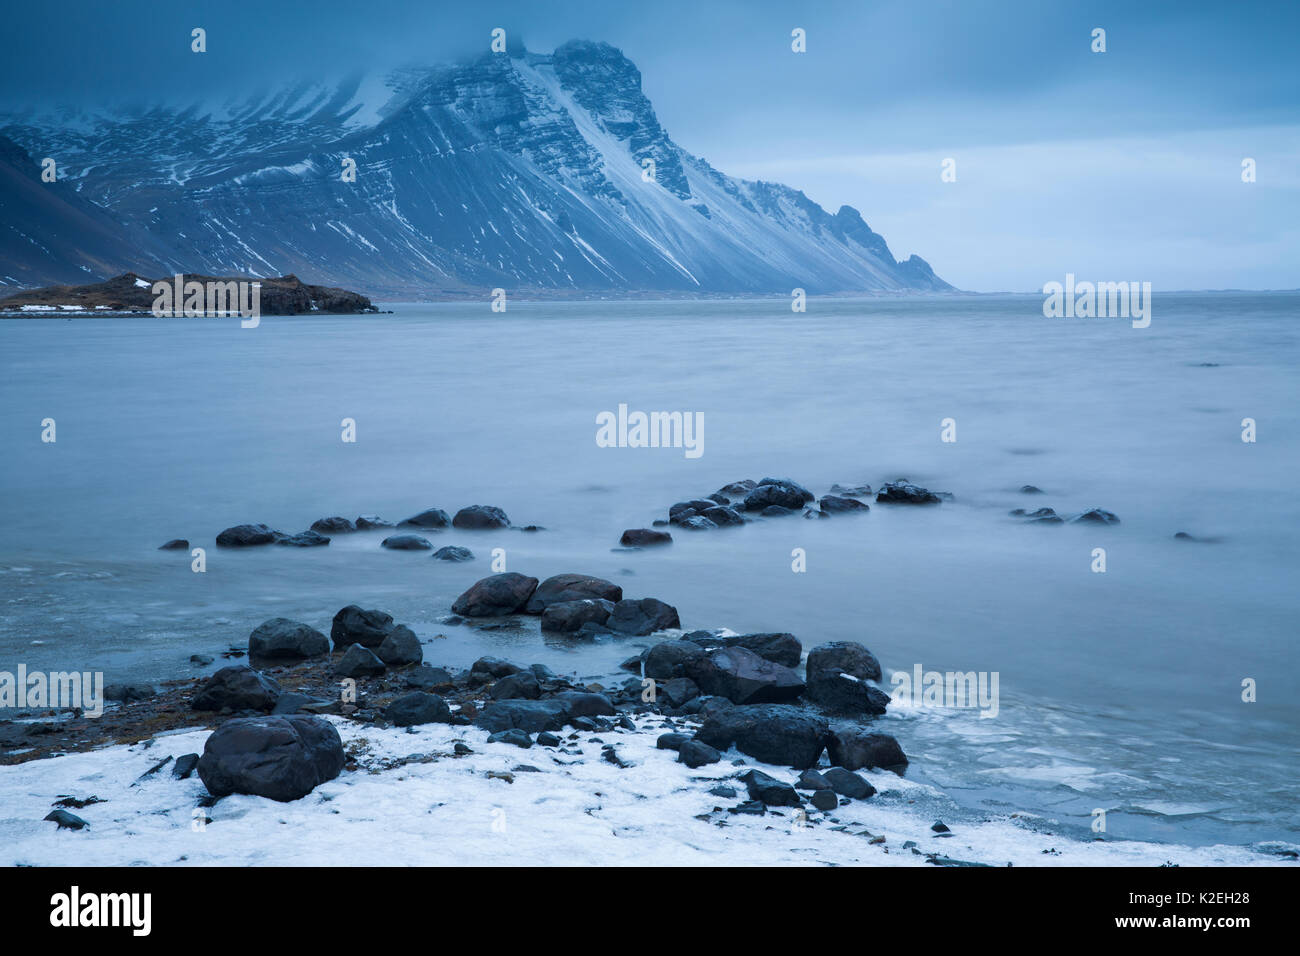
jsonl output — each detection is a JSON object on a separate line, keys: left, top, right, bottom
{"left": 198, "top": 715, "right": 344, "bottom": 802}
{"left": 1019, "top": 485, "right": 1045, "bottom": 495}
{"left": 158, "top": 538, "right": 189, "bottom": 550}
{"left": 310, "top": 516, "right": 356, "bottom": 534}
{"left": 248, "top": 618, "right": 330, "bottom": 660}
{"left": 451, "top": 573, "right": 539, "bottom": 617}
{"left": 875, "top": 481, "right": 943, "bottom": 505}
{"left": 399, "top": 508, "right": 451, "bottom": 529}
{"left": 431, "top": 545, "right": 474, "bottom": 562}
{"left": 619, "top": 528, "right": 672, "bottom": 547}
{"left": 381, "top": 533, "right": 433, "bottom": 550}
{"left": 819, "top": 495, "right": 870, "bottom": 514}
{"left": 452, "top": 505, "right": 510, "bottom": 529}
{"left": 104, "top": 682, "right": 157, "bottom": 703}
{"left": 215, "top": 523, "right": 284, "bottom": 547}
{"left": 1069, "top": 508, "right": 1121, "bottom": 525}
{"left": 276, "top": 530, "right": 331, "bottom": 547}
{"left": 355, "top": 515, "right": 394, "bottom": 529}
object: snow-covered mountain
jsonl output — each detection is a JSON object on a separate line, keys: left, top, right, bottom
{"left": 1, "top": 41, "right": 952, "bottom": 296}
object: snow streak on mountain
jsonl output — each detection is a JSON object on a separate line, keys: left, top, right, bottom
{"left": 1, "top": 41, "right": 952, "bottom": 296}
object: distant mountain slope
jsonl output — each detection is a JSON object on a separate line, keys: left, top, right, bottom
{"left": 1, "top": 41, "right": 953, "bottom": 297}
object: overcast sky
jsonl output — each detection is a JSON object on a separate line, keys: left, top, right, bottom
{"left": 2, "top": 0, "right": 1296, "bottom": 291}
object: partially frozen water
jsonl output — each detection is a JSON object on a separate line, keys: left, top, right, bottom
{"left": 1, "top": 293, "right": 1297, "bottom": 852}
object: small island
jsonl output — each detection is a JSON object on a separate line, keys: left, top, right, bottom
{"left": 0, "top": 273, "right": 380, "bottom": 316}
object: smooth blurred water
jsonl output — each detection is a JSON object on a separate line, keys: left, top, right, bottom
{"left": 1, "top": 293, "right": 1297, "bottom": 850}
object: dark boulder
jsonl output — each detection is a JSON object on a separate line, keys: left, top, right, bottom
{"left": 678, "top": 739, "right": 722, "bottom": 768}
{"left": 1019, "top": 485, "right": 1044, "bottom": 495}
{"left": 760, "top": 505, "right": 795, "bottom": 517}
{"left": 399, "top": 508, "right": 450, "bottom": 529}
{"left": 525, "top": 573, "right": 623, "bottom": 614}
{"left": 452, "top": 505, "right": 510, "bottom": 529}
{"left": 875, "top": 481, "right": 942, "bottom": 505}
{"left": 700, "top": 505, "right": 745, "bottom": 527}
{"left": 678, "top": 515, "right": 718, "bottom": 531}
{"left": 661, "top": 676, "right": 700, "bottom": 707}
{"left": 743, "top": 479, "right": 814, "bottom": 511}
{"left": 197, "top": 715, "right": 344, "bottom": 802}
{"left": 717, "top": 479, "right": 757, "bottom": 496}
{"left": 381, "top": 533, "right": 433, "bottom": 550}
{"left": 686, "top": 646, "right": 804, "bottom": 704}
{"left": 405, "top": 665, "right": 455, "bottom": 691}
{"left": 355, "top": 515, "right": 394, "bottom": 529}
{"left": 310, "top": 516, "right": 356, "bottom": 534}
{"left": 192, "top": 665, "right": 281, "bottom": 712}
{"left": 215, "top": 524, "right": 284, "bottom": 547}
{"left": 694, "top": 704, "right": 828, "bottom": 769}
{"left": 553, "top": 691, "right": 616, "bottom": 719}
{"left": 487, "top": 729, "right": 533, "bottom": 748}
{"left": 642, "top": 640, "right": 707, "bottom": 680}
{"left": 810, "top": 789, "right": 839, "bottom": 812}
{"left": 687, "top": 631, "right": 802, "bottom": 668}
{"left": 1069, "top": 508, "right": 1121, "bottom": 525}
{"left": 431, "top": 545, "right": 474, "bottom": 562}
{"left": 451, "top": 573, "right": 539, "bottom": 617}
{"left": 330, "top": 605, "right": 396, "bottom": 649}
{"left": 806, "top": 642, "right": 882, "bottom": 682}
{"left": 385, "top": 691, "right": 451, "bottom": 726}
{"left": 158, "top": 538, "right": 189, "bottom": 550}
{"left": 469, "top": 656, "right": 521, "bottom": 683}
{"left": 619, "top": 528, "right": 672, "bottom": 547}
{"left": 819, "top": 495, "right": 870, "bottom": 514}
{"left": 474, "top": 699, "right": 569, "bottom": 734}
{"left": 607, "top": 597, "right": 681, "bottom": 635}
{"left": 657, "top": 732, "right": 690, "bottom": 751}
{"left": 823, "top": 766, "right": 876, "bottom": 799}
{"left": 825, "top": 729, "right": 909, "bottom": 773}
{"left": 104, "top": 682, "right": 157, "bottom": 703}
{"left": 248, "top": 618, "right": 330, "bottom": 660}
{"left": 333, "top": 644, "right": 386, "bottom": 678}
{"left": 670, "top": 499, "right": 716, "bottom": 522}
{"left": 276, "top": 530, "right": 330, "bottom": 547}
{"left": 376, "top": 625, "right": 423, "bottom": 666}
{"left": 796, "top": 769, "right": 831, "bottom": 790}
{"left": 829, "top": 483, "right": 872, "bottom": 497}
{"left": 541, "top": 598, "right": 614, "bottom": 633}
{"left": 743, "top": 769, "right": 801, "bottom": 807}
{"left": 488, "top": 671, "right": 541, "bottom": 700}
{"left": 805, "top": 670, "right": 890, "bottom": 715}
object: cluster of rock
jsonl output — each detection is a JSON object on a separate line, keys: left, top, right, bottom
{"left": 1007, "top": 486, "right": 1121, "bottom": 527}
{"left": 617, "top": 476, "right": 951, "bottom": 547}
{"left": 186, "top": 504, "right": 530, "bottom": 554}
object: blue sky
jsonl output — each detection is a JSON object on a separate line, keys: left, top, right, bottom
{"left": 2, "top": 0, "right": 1296, "bottom": 290}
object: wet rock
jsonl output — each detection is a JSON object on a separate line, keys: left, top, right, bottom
{"left": 661, "top": 676, "right": 700, "bottom": 707}
{"left": 678, "top": 739, "right": 722, "bottom": 768}
{"left": 248, "top": 618, "right": 330, "bottom": 660}
{"left": 475, "top": 699, "right": 569, "bottom": 734}
{"left": 104, "top": 683, "right": 157, "bottom": 704}
{"left": 526, "top": 573, "right": 623, "bottom": 614}
{"left": 687, "top": 631, "right": 802, "bottom": 668}
{"left": 1069, "top": 508, "right": 1121, "bottom": 525}
{"left": 760, "top": 505, "right": 796, "bottom": 517}
{"left": 823, "top": 766, "right": 876, "bottom": 799}
{"left": 805, "top": 670, "right": 890, "bottom": 715}
{"left": 607, "top": 597, "right": 681, "bottom": 636}
{"left": 158, "top": 539, "right": 189, "bottom": 550}
{"left": 215, "top": 523, "right": 285, "bottom": 547}
{"left": 686, "top": 646, "right": 804, "bottom": 704}
{"left": 452, "top": 505, "right": 510, "bottom": 529}
{"left": 330, "top": 605, "right": 396, "bottom": 649}
{"left": 743, "top": 769, "right": 801, "bottom": 807}
{"left": 717, "top": 479, "right": 757, "bottom": 496}
{"left": 488, "top": 671, "right": 541, "bottom": 700}
{"left": 642, "top": 640, "right": 707, "bottom": 680}
{"left": 695, "top": 704, "right": 828, "bottom": 769}
{"left": 743, "top": 479, "right": 815, "bottom": 511}
{"left": 173, "top": 753, "right": 200, "bottom": 779}
{"left": 451, "top": 573, "right": 539, "bottom": 617}
{"left": 197, "top": 715, "right": 344, "bottom": 802}
{"left": 819, "top": 495, "right": 870, "bottom": 514}
{"left": 405, "top": 665, "right": 455, "bottom": 691}
{"left": 376, "top": 625, "right": 423, "bottom": 666}
{"left": 875, "top": 481, "right": 942, "bottom": 505}
{"left": 619, "top": 528, "right": 673, "bottom": 547}
{"left": 332, "top": 644, "right": 386, "bottom": 678}
{"left": 806, "top": 641, "right": 882, "bottom": 682}
{"left": 432, "top": 545, "right": 474, "bottom": 562}
{"left": 810, "top": 789, "right": 839, "bottom": 812}
{"left": 190, "top": 654, "right": 214, "bottom": 666}
{"left": 276, "top": 530, "right": 330, "bottom": 547}
{"left": 399, "top": 508, "right": 451, "bottom": 529}
{"left": 829, "top": 483, "right": 872, "bottom": 497}
{"left": 553, "top": 691, "right": 616, "bottom": 719}
{"left": 44, "top": 809, "right": 89, "bottom": 830}
{"left": 707, "top": 493, "right": 730, "bottom": 505}
{"left": 192, "top": 665, "right": 281, "bottom": 712}
{"left": 700, "top": 505, "right": 745, "bottom": 527}
{"left": 469, "top": 657, "right": 521, "bottom": 683}
{"left": 355, "top": 515, "right": 394, "bottom": 530}
{"left": 656, "top": 733, "right": 689, "bottom": 752}
{"left": 310, "top": 516, "right": 356, "bottom": 534}
{"left": 678, "top": 515, "right": 718, "bottom": 531}
{"left": 385, "top": 691, "right": 451, "bottom": 726}
{"left": 796, "top": 769, "right": 830, "bottom": 791}
{"left": 541, "top": 598, "right": 615, "bottom": 633}
{"left": 825, "top": 729, "right": 909, "bottom": 773}
{"left": 670, "top": 499, "right": 716, "bottom": 523}
{"left": 537, "top": 731, "right": 561, "bottom": 747}
{"left": 381, "top": 533, "right": 433, "bottom": 551}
